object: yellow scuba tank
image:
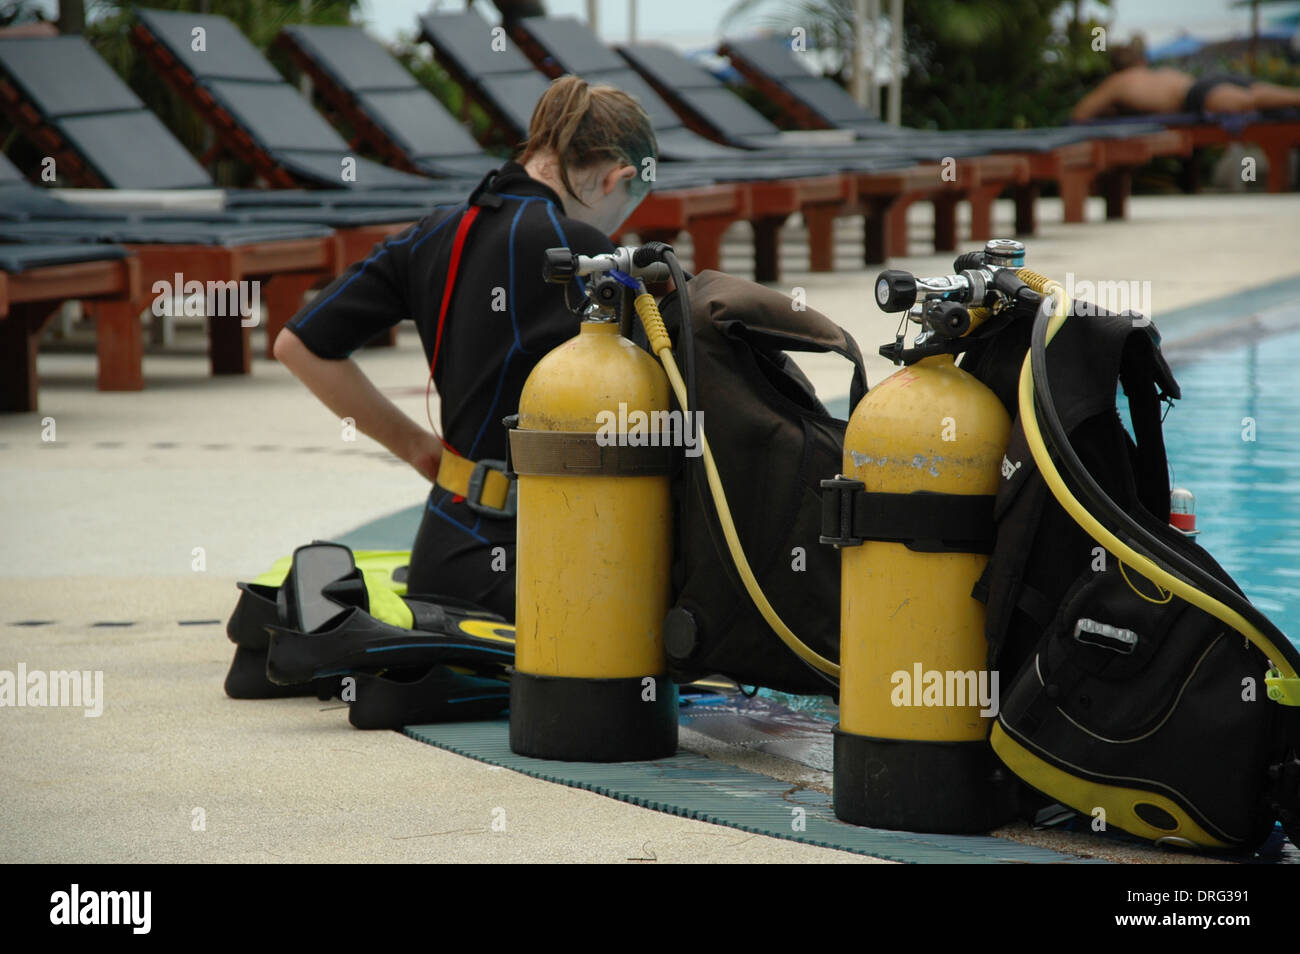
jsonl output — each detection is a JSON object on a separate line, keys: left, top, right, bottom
{"left": 823, "top": 242, "right": 1026, "bottom": 832}
{"left": 507, "top": 257, "right": 677, "bottom": 761}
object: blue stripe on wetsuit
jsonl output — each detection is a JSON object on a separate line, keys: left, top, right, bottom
{"left": 426, "top": 490, "right": 489, "bottom": 544}
{"left": 293, "top": 204, "right": 463, "bottom": 329}
{"left": 440, "top": 194, "right": 574, "bottom": 539}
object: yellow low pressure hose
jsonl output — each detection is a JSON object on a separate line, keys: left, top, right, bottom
{"left": 1013, "top": 268, "right": 1299, "bottom": 702}
{"left": 634, "top": 293, "right": 841, "bottom": 678}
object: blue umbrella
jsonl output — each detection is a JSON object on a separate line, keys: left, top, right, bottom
{"left": 1147, "top": 34, "right": 1206, "bottom": 61}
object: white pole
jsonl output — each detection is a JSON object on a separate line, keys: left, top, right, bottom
{"left": 299, "top": 0, "right": 310, "bottom": 95}
{"left": 866, "top": 0, "right": 879, "bottom": 118}
{"left": 587, "top": 0, "right": 599, "bottom": 33}
{"left": 629, "top": 0, "right": 637, "bottom": 43}
{"left": 887, "top": 0, "right": 902, "bottom": 125}
{"left": 852, "top": 0, "right": 868, "bottom": 109}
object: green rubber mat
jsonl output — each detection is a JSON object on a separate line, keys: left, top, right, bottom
{"left": 335, "top": 504, "right": 423, "bottom": 551}
{"left": 405, "top": 719, "right": 1100, "bottom": 864}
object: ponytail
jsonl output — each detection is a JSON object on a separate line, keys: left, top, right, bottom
{"left": 519, "top": 75, "right": 657, "bottom": 204}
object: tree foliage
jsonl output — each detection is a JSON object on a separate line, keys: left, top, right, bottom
{"left": 724, "top": 0, "right": 1116, "bottom": 129}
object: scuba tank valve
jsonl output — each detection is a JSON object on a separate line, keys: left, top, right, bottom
{"left": 874, "top": 240, "right": 1042, "bottom": 366}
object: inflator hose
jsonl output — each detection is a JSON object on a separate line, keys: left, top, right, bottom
{"left": 665, "top": 251, "right": 698, "bottom": 430}
{"left": 632, "top": 292, "right": 841, "bottom": 679}
{"left": 1015, "top": 269, "right": 1300, "bottom": 702}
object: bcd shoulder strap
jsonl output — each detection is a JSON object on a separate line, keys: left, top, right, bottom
{"left": 970, "top": 308, "right": 1181, "bottom": 671}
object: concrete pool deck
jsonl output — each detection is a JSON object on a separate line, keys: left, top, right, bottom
{"left": 2, "top": 192, "right": 1298, "bottom": 863}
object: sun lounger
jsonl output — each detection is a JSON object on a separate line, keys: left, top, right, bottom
{"left": 1076, "top": 109, "right": 1300, "bottom": 193}
{"left": 129, "top": 8, "right": 441, "bottom": 190}
{"left": 274, "top": 24, "right": 498, "bottom": 180}
{"left": 719, "top": 34, "right": 1192, "bottom": 229}
{"left": 0, "top": 33, "right": 470, "bottom": 353}
{"left": 0, "top": 149, "right": 342, "bottom": 391}
{"left": 0, "top": 240, "right": 140, "bottom": 412}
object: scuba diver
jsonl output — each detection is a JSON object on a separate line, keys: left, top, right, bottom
{"left": 272, "top": 76, "right": 658, "bottom": 621}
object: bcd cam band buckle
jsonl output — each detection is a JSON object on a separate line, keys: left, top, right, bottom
{"left": 819, "top": 475, "right": 866, "bottom": 548}
{"left": 818, "top": 481, "right": 997, "bottom": 553}
{"left": 466, "top": 458, "right": 517, "bottom": 519}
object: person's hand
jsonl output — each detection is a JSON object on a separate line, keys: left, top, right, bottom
{"left": 407, "top": 432, "right": 443, "bottom": 484}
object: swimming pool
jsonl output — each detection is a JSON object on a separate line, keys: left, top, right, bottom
{"left": 1158, "top": 327, "right": 1300, "bottom": 637}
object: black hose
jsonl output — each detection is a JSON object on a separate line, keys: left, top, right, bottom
{"left": 660, "top": 248, "right": 696, "bottom": 419}
{"left": 1028, "top": 299, "right": 1295, "bottom": 658}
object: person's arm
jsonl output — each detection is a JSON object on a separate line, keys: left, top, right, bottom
{"left": 1072, "top": 76, "right": 1119, "bottom": 121}
{"left": 276, "top": 220, "right": 443, "bottom": 482}
{"left": 273, "top": 329, "right": 442, "bottom": 481}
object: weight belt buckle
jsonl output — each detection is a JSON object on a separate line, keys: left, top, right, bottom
{"left": 465, "top": 458, "right": 517, "bottom": 519}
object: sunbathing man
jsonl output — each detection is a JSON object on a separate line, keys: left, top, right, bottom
{"left": 1071, "top": 40, "right": 1300, "bottom": 121}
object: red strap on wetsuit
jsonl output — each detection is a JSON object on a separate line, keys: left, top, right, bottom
{"left": 426, "top": 204, "right": 482, "bottom": 498}
{"left": 430, "top": 204, "right": 482, "bottom": 392}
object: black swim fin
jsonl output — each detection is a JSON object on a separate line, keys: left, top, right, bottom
{"left": 263, "top": 542, "right": 515, "bottom": 686}
{"left": 224, "top": 583, "right": 342, "bottom": 700}
{"left": 227, "top": 582, "right": 279, "bottom": 651}
{"left": 224, "top": 645, "right": 342, "bottom": 701}
{"left": 346, "top": 666, "right": 510, "bottom": 730}
{"left": 266, "top": 603, "right": 515, "bottom": 686}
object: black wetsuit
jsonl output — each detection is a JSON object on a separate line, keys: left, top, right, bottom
{"left": 286, "top": 162, "right": 615, "bottom": 620}
{"left": 1183, "top": 74, "right": 1254, "bottom": 114}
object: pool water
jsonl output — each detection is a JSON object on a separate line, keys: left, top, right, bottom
{"left": 1156, "top": 328, "right": 1300, "bottom": 638}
